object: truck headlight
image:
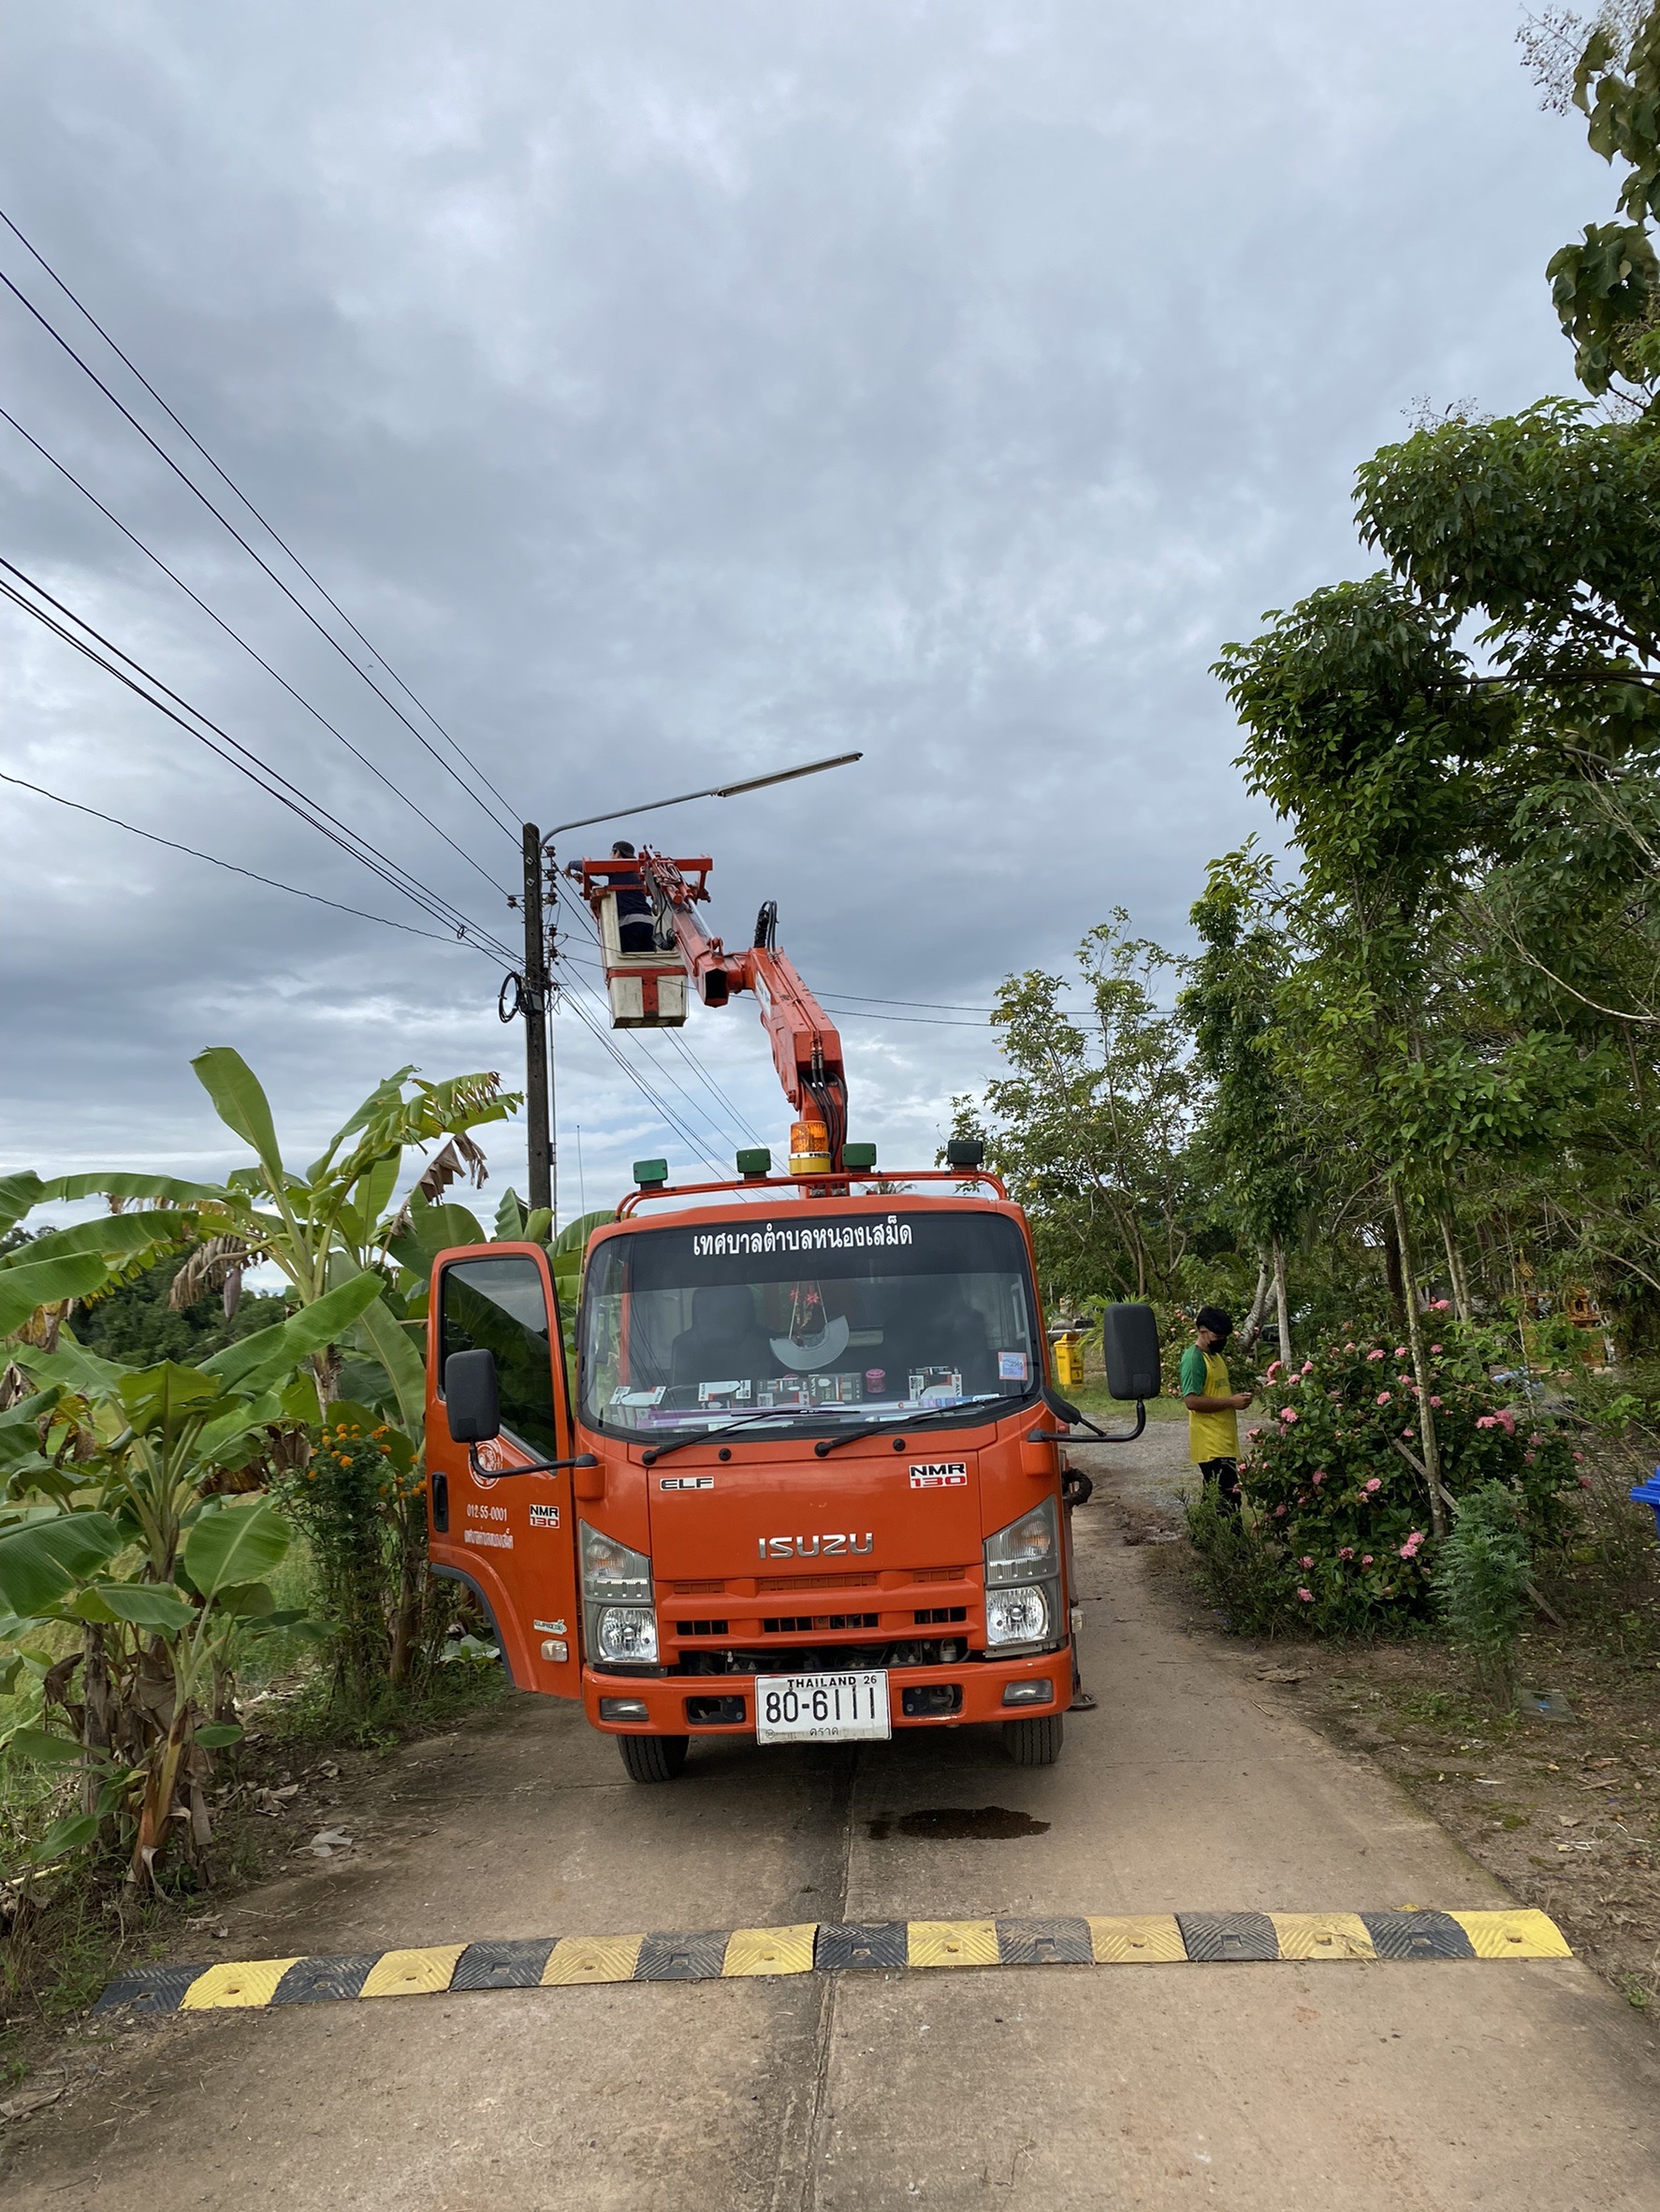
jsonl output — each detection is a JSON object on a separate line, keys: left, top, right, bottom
{"left": 594, "top": 1607, "right": 659, "bottom": 1663}
{"left": 985, "top": 1584, "right": 1051, "bottom": 1647}
{"left": 579, "top": 1521, "right": 652, "bottom": 1605}
{"left": 983, "top": 1497, "right": 1059, "bottom": 1587}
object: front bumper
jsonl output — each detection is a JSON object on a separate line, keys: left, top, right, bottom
{"left": 582, "top": 1645, "right": 1068, "bottom": 1736}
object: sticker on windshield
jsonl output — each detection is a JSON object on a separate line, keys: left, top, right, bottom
{"left": 612, "top": 1386, "right": 665, "bottom": 1406}
{"left": 998, "top": 1350, "right": 1030, "bottom": 1383}
{"left": 910, "top": 1463, "right": 968, "bottom": 1488}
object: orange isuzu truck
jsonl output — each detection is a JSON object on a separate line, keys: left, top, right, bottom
{"left": 424, "top": 849, "right": 1159, "bottom": 1780}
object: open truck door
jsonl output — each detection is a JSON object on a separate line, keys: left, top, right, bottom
{"left": 425, "top": 1243, "right": 584, "bottom": 1699}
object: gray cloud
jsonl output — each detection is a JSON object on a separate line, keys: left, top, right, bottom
{"left": 0, "top": 0, "right": 1609, "bottom": 1213}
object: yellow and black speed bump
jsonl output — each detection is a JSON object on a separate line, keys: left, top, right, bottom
{"left": 92, "top": 1907, "right": 1572, "bottom": 2020}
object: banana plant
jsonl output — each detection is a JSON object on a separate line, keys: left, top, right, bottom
{"left": 0, "top": 1273, "right": 381, "bottom": 1882}
{"left": 34, "top": 1050, "right": 521, "bottom": 1421}
{"left": 0, "top": 1174, "right": 203, "bottom": 1355}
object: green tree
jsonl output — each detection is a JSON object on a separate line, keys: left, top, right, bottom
{"left": 1525, "top": 2, "right": 1660, "bottom": 408}
{"left": 1184, "top": 844, "right": 1319, "bottom": 1357}
{"left": 956, "top": 916, "right": 1194, "bottom": 1305}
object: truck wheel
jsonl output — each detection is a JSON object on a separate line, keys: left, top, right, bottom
{"left": 1002, "top": 1714, "right": 1064, "bottom": 1767}
{"left": 617, "top": 1733, "right": 690, "bottom": 1783}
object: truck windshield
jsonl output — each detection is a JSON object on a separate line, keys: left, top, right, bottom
{"left": 578, "top": 1210, "right": 1040, "bottom": 1442}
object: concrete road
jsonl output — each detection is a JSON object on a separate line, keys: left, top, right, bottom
{"left": 6, "top": 1432, "right": 1657, "bottom": 2210}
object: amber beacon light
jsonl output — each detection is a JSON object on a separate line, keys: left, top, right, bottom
{"left": 788, "top": 1118, "right": 833, "bottom": 1176}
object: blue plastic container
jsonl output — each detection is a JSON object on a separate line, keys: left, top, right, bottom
{"left": 1630, "top": 1468, "right": 1660, "bottom": 1539}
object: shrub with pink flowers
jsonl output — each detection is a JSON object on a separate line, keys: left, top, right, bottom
{"left": 1192, "top": 1332, "right": 1577, "bottom": 1634}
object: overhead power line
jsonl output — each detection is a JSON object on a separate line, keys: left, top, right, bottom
{"left": 0, "top": 240, "right": 520, "bottom": 843}
{"left": 0, "top": 766, "right": 456, "bottom": 940}
{"left": 551, "top": 880, "right": 766, "bottom": 1150}
{"left": 0, "top": 404, "right": 512, "bottom": 902}
{"left": 559, "top": 986, "right": 731, "bottom": 1180}
{"left": 0, "top": 556, "right": 517, "bottom": 963}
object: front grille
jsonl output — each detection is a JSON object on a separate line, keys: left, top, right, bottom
{"left": 761, "top": 1612, "right": 880, "bottom": 1635}
{"left": 757, "top": 1571, "right": 880, "bottom": 1593}
{"left": 671, "top": 1579, "right": 725, "bottom": 1595}
{"left": 672, "top": 1636, "right": 968, "bottom": 1676}
{"left": 913, "top": 1606, "right": 968, "bottom": 1624}
{"left": 675, "top": 1620, "right": 730, "bottom": 1637}
{"left": 914, "top": 1565, "right": 967, "bottom": 1582}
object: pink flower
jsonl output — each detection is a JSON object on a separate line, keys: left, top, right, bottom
{"left": 1311, "top": 1470, "right": 1325, "bottom": 1485}
{"left": 1401, "top": 1426, "right": 1413, "bottom": 1437}
{"left": 1297, "top": 1587, "right": 1313, "bottom": 1603}
{"left": 1497, "top": 1408, "right": 1516, "bottom": 1435}
{"left": 1266, "top": 1360, "right": 1282, "bottom": 1380}
{"left": 1394, "top": 1346, "right": 1409, "bottom": 1360}
{"left": 1339, "top": 1546, "right": 1354, "bottom": 1560}
{"left": 1274, "top": 1503, "right": 1288, "bottom": 1517}
{"left": 1301, "top": 1555, "right": 1314, "bottom": 1568}
{"left": 1572, "top": 1450, "right": 1584, "bottom": 1463}
{"left": 1280, "top": 1407, "right": 1299, "bottom": 1423}
{"left": 1429, "top": 1395, "right": 1442, "bottom": 1408}
{"left": 1430, "top": 1344, "right": 1443, "bottom": 1355}
{"left": 1476, "top": 1415, "right": 1498, "bottom": 1430}
{"left": 1578, "top": 1475, "right": 1594, "bottom": 1491}
{"left": 1523, "top": 1450, "right": 1536, "bottom": 1464}
{"left": 1367, "top": 1349, "right": 1385, "bottom": 1361}
{"left": 1345, "top": 1342, "right": 1357, "bottom": 1352}
{"left": 1246, "top": 1426, "right": 1261, "bottom": 1439}
{"left": 1431, "top": 1299, "right": 1450, "bottom": 1312}
{"left": 1364, "top": 1477, "right": 1382, "bottom": 1492}
{"left": 1301, "top": 1360, "right": 1315, "bottom": 1375}
{"left": 1361, "top": 1554, "right": 1374, "bottom": 1566}
{"left": 1376, "top": 1391, "right": 1391, "bottom": 1405}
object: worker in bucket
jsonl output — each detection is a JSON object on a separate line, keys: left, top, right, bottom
{"left": 609, "top": 840, "right": 656, "bottom": 953}
{"left": 1181, "top": 1305, "right": 1254, "bottom": 1513}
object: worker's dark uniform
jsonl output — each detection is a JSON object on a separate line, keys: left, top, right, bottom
{"left": 610, "top": 865, "right": 655, "bottom": 953}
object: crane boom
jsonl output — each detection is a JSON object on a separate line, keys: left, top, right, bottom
{"left": 577, "top": 848, "right": 849, "bottom": 1170}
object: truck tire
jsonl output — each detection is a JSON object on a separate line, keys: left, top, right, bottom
{"left": 617, "top": 1733, "right": 690, "bottom": 1783}
{"left": 1002, "top": 1713, "right": 1064, "bottom": 1767}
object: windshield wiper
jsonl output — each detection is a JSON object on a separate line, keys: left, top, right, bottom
{"left": 813, "top": 1392, "right": 1027, "bottom": 1458}
{"left": 639, "top": 1406, "right": 795, "bottom": 1464}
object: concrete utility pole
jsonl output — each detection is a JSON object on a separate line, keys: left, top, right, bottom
{"left": 521, "top": 823, "right": 553, "bottom": 1219}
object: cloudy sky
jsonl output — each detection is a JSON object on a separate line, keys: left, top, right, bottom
{"left": 0, "top": 0, "right": 1611, "bottom": 1221}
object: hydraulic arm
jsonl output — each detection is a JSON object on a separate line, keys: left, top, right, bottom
{"left": 577, "top": 850, "right": 849, "bottom": 1170}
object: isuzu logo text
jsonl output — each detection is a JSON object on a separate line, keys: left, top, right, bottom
{"left": 757, "top": 1534, "right": 875, "bottom": 1559}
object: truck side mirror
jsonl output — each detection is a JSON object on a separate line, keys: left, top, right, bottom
{"left": 1101, "top": 1303, "right": 1161, "bottom": 1400}
{"left": 444, "top": 1348, "right": 502, "bottom": 1444}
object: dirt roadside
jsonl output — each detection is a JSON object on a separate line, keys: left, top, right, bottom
{"left": 1079, "top": 1423, "right": 1660, "bottom": 2028}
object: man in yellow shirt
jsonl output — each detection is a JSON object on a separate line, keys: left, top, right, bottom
{"left": 1180, "top": 1305, "right": 1254, "bottom": 1513}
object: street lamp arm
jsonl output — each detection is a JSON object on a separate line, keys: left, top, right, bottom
{"left": 545, "top": 751, "right": 861, "bottom": 837}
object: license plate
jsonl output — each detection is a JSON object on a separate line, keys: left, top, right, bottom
{"left": 755, "top": 1669, "right": 891, "bottom": 1743}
